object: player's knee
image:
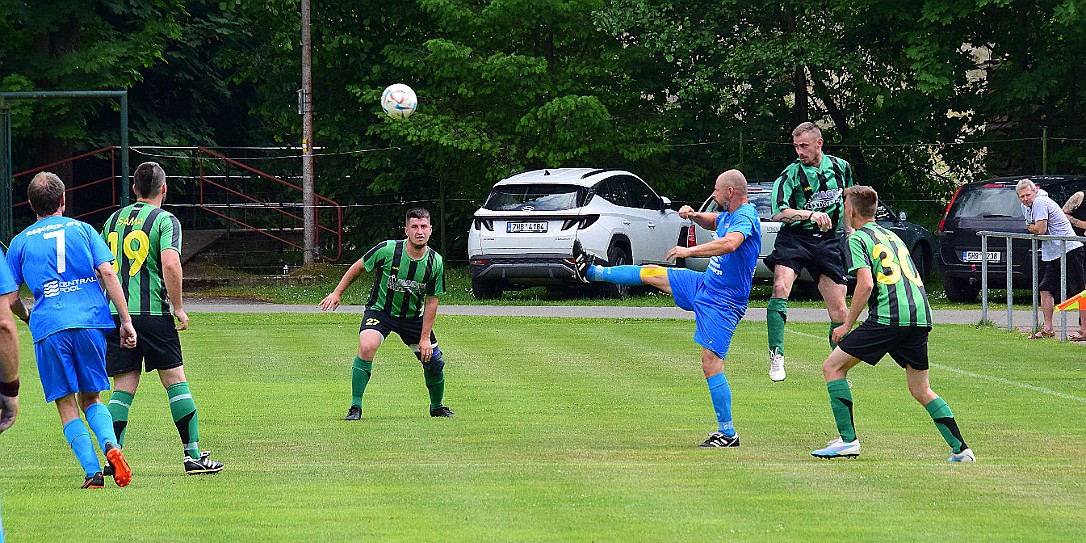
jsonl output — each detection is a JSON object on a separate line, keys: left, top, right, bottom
{"left": 421, "top": 349, "right": 445, "bottom": 374}
{"left": 77, "top": 393, "right": 100, "bottom": 411}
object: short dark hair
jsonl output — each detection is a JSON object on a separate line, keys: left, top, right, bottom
{"left": 28, "top": 172, "right": 66, "bottom": 216}
{"left": 406, "top": 207, "right": 431, "bottom": 224}
{"left": 844, "top": 185, "right": 878, "bottom": 218}
{"left": 133, "top": 162, "right": 166, "bottom": 198}
{"left": 792, "top": 121, "right": 822, "bottom": 139}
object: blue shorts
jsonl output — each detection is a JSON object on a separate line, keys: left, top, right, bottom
{"left": 667, "top": 268, "right": 746, "bottom": 359}
{"left": 34, "top": 328, "right": 110, "bottom": 403}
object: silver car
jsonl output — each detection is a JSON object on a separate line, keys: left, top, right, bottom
{"left": 467, "top": 168, "right": 688, "bottom": 299}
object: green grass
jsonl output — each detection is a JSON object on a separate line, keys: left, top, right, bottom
{"left": 3, "top": 314, "right": 1084, "bottom": 541}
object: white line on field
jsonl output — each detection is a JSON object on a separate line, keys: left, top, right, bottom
{"left": 786, "top": 329, "right": 1086, "bottom": 404}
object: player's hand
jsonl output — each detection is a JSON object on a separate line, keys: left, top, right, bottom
{"left": 418, "top": 337, "right": 433, "bottom": 363}
{"left": 119, "top": 321, "right": 138, "bottom": 349}
{"left": 666, "top": 245, "right": 691, "bottom": 261}
{"left": 811, "top": 211, "right": 832, "bottom": 231}
{"left": 319, "top": 292, "right": 341, "bottom": 311}
{"left": 832, "top": 323, "right": 851, "bottom": 344}
{"left": 678, "top": 205, "right": 696, "bottom": 219}
{"left": 0, "top": 393, "right": 18, "bottom": 434}
{"left": 174, "top": 307, "right": 189, "bottom": 331}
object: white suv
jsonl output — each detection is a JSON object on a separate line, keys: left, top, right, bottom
{"left": 467, "top": 168, "right": 687, "bottom": 298}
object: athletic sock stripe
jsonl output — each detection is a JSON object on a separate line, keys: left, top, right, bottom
{"left": 108, "top": 399, "right": 132, "bottom": 408}
{"left": 169, "top": 393, "right": 193, "bottom": 403}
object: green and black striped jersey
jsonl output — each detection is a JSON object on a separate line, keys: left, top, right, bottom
{"left": 363, "top": 240, "right": 445, "bottom": 319}
{"left": 772, "top": 154, "right": 854, "bottom": 232}
{"left": 846, "top": 222, "right": 932, "bottom": 327}
{"left": 101, "top": 202, "right": 182, "bottom": 316}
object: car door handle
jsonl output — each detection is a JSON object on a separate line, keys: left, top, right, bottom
{"left": 623, "top": 220, "right": 632, "bottom": 226}
{"left": 647, "top": 222, "right": 656, "bottom": 228}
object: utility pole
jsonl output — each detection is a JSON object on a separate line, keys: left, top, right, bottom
{"left": 300, "top": 0, "right": 316, "bottom": 265}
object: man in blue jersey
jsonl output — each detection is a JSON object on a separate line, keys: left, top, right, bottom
{"left": 574, "top": 170, "right": 761, "bottom": 447}
{"left": 6, "top": 172, "right": 138, "bottom": 489}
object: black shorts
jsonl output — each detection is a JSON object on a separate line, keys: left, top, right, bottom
{"left": 1039, "top": 246, "right": 1086, "bottom": 297}
{"left": 837, "top": 322, "right": 930, "bottom": 370}
{"left": 360, "top": 309, "right": 439, "bottom": 359}
{"left": 106, "top": 315, "right": 183, "bottom": 376}
{"left": 764, "top": 228, "right": 848, "bottom": 285}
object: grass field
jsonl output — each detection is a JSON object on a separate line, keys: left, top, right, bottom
{"left": 193, "top": 263, "right": 1054, "bottom": 311}
{"left": 2, "top": 313, "right": 1084, "bottom": 541}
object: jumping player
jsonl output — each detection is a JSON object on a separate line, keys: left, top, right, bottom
{"left": 319, "top": 207, "right": 455, "bottom": 420}
{"left": 575, "top": 170, "right": 760, "bottom": 447}
{"left": 765, "top": 122, "right": 853, "bottom": 382}
{"left": 811, "top": 185, "right": 974, "bottom": 462}
{"left": 101, "top": 161, "right": 224, "bottom": 475}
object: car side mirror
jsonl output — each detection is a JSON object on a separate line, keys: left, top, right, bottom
{"left": 898, "top": 210, "right": 908, "bottom": 222}
{"left": 660, "top": 196, "right": 672, "bottom": 211}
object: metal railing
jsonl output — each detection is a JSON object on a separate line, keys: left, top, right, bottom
{"left": 978, "top": 230, "right": 1086, "bottom": 340}
{"left": 196, "top": 147, "right": 344, "bottom": 261}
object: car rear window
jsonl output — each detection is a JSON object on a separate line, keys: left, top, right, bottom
{"left": 483, "top": 184, "right": 587, "bottom": 211}
{"left": 951, "top": 186, "right": 1024, "bottom": 220}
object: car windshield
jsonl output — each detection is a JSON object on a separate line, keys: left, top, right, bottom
{"left": 748, "top": 191, "right": 773, "bottom": 219}
{"left": 952, "top": 186, "right": 1024, "bottom": 219}
{"left": 703, "top": 191, "right": 774, "bottom": 219}
{"left": 483, "top": 184, "right": 586, "bottom": 211}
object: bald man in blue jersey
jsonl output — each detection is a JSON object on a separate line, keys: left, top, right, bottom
{"left": 575, "top": 170, "right": 761, "bottom": 447}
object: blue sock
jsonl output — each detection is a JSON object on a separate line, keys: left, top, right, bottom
{"left": 706, "top": 373, "right": 735, "bottom": 436}
{"left": 84, "top": 402, "right": 118, "bottom": 452}
{"left": 63, "top": 419, "right": 101, "bottom": 477}
{"left": 588, "top": 265, "right": 644, "bottom": 285}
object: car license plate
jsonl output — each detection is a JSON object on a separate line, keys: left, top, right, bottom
{"left": 962, "top": 250, "right": 1001, "bottom": 262}
{"left": 507, "top": 221, "right": 548, "bottom": 233}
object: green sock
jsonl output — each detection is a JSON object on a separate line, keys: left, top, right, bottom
{"left": 827, "top": 379, "right": 857, "bottom": 442}
{"left": 925, "top": 397, "right": 968, "bottom": 453}
{"left": 829, "top": 322, "right": 845, "bottom": 350}
{"left": 167, "top": 382, "right": 200, "bottom": 458}
{"left": 107, "top": 389, "right": 134, "bottom": 447}
{"left": 352, "top": 357, "right": 373, "bottom": 408}
{"left": 767, "top": 297, "right": 787, "bottom": 355}
{"left": 424, "top": 369, "right": 445, "bottom": 410}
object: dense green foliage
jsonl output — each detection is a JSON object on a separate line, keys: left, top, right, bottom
{"left": 3, "top": 0, "right": 1085, "bottom": 260}
{"left": 3, "top": 314, "right": 1085, "bottom": 540}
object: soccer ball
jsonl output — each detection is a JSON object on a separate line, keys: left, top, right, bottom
{"left": 381, "top": 83, "right": 417, "bottom": 119}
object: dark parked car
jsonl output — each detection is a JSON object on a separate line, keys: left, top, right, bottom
{"left": 936, "top": 175, "right": 1086, "bottom": 302}
{"left": 685, "top": 182, "right": 937, "bottom": 285}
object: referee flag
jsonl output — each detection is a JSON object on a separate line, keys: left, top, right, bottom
{"left": 1056, "top": 289, "right": 1086, "bottom": 312}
